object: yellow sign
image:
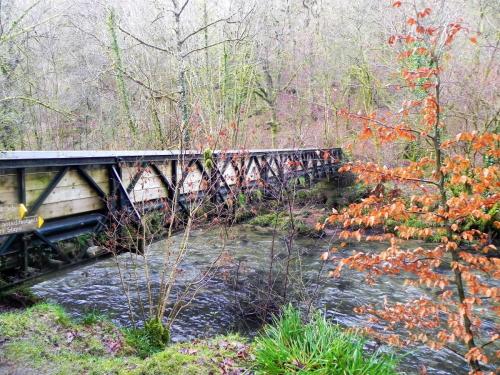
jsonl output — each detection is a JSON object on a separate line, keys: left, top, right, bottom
{"left": 19, "top": 204, "right": 28, "bottom": 219}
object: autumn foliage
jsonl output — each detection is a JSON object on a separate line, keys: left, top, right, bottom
{"left": 326, "top": 2, "right": 499, "bottom": 374}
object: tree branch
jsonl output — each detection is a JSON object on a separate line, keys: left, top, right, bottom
{"left": 121, "top": 69, "right": 177, "bottom": 103}
{"left": 179, "top": 15, "right": 235, "bottom": 46}
{"left": 181, "top": 37, "right": 243, "bottom": 58}
{"left": 0, "top": 96, "right": 74, "bottom": 117}
{"left": 352, "top": 165, "right": 441, "bottom": 187}
{"left": 177, "top": 0, "right": 190, "bottom": 17}
{"left": 117, "top": 25, "right": 173, "bottom": 55}
{"left": 347, "top": 113, "right": 432, "bottom": 139}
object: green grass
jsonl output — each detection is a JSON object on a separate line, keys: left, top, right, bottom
{"left": 80, "top": 308, "right": 109, "bottom": 325}
{"left": 254, "top": 305, "right": 398, "bottom": 374}
{"left": 129, "top": 334, "right": 251, "bottom": 375}
{"left": 0, "top": 303, "right": 251, "bottom": 375}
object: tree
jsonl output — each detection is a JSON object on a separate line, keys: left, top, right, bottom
{"left": 0, "top": 0, "right": 70, "bottom": 149}
{"left": 107, "top": 9, "right": 137, "bottom": 138}
{"left": 326, "top": 2, "right": 499, "bottom": 373}
{"left": 115, "top": 0, "right": 250, "bottom": 148}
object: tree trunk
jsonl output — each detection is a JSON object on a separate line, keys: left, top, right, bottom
{"left": 173, "top": 9, "right": 190, "bottom": 148}
{"left": 432, "top": 64, "right": 481, "bottom": 372}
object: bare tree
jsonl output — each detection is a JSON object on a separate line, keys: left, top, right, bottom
{"left": 114, "top": 0, "right": 250, "bottom": 147}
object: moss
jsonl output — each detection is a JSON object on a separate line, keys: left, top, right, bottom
{"left": 130, "top": 334, "right": 251, "bottom": 375}
{"left": 249, "top": 212, "right": 289, "bottom": 228}
{"left": 38, "top": 302, "right": 72, "bottom": 327}
{"left": 74, "top": 233, "right": 94, "bottom": 250}
{"left": 249, "top": 212, "right": 316, "bottom": 236}
{"left": 143, "top": 211, "right": 167, "bottom": 237}
{"left": 0, "top": 303, "right": 135, "bottom": 373}
{"left": 131, "top": 348, "right": 205, "bottom": 375}
{"left": 0, "top": 309, "right": 32, "bottom": 337}
{"left": 0, "top": 303, "right": 251, "bottom": 375}
{"left": 294, "top": 221, "right": 315, "bottom": 236}
{"left": 234, "top": 208, "right": 256, "bottom": 223}
{"left": 4, "top": 341, "right": 138, "bottom": 375}
{"left": 124, "top": 319, "right": 170, "bottom": 359}
{"left": 2, "top": 339, "right": 48, "bottom": 367}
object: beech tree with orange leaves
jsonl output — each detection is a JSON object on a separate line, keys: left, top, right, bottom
{"left": 325, "top": 2, "right": 499, "bottom": 374}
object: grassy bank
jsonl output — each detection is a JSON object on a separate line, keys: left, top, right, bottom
{"left": 0, "top": 303, "right": 251, "bottom": 375}
{"left": 0, "top": 303, "right": 398, "bottom": 375}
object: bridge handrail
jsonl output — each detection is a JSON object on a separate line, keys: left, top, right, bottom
{"left": 0, "top": 148, "right": 342, "bottom": 169}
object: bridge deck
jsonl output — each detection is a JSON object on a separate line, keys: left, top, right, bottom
{"left": 0, "top": 148, "right": 324, "bottom": 167}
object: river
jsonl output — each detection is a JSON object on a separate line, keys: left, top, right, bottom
{"left": 31, "top": 225, "right": 495, "bottom": 374}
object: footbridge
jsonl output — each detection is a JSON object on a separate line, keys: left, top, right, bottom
{"left": 0, "top": 148, "right": 342, "bottom": 284}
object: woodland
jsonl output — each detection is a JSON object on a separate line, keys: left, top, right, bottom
{"left": 0, "top": 0, "right": 496, "bottom": 156}
{"left": 0, "top": 0, "right": 499, "bottom": 374}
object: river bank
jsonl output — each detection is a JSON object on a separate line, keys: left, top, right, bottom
{"left": 0, "top": 303, "right": 252, "bottom": 375}
{"left": 0, "top": 302, "right": 401, "bottom": 375}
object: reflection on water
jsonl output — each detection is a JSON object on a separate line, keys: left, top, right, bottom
{"left": 32, "top": 225, "right": 489, "bottom": 374}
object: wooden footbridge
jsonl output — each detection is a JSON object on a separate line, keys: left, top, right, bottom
{"left": 0, "top": 148, "right": 342, "bottom": 284}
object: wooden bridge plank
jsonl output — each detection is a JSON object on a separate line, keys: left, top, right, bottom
{"left": 129, "top": 187, "right": 169, "bottom": 203}
{"left": 181, "top": 168, "right": 204, "bottom": 194}
{"left": 0, "top": 190, "right": 18, "bottom": 205}
{"left": 132, "top": 170, "right": 171, "bottom": 191}
{"left": 37, "top": 196, "right": 105, "bottom": 219}
{"left": 0, "top": 167, "right": 109, "bottom": 219}
{"left": 222, "top": 163, "right": 238, "bottom": 186}
{"left": 26, "top": 183, "right": 101, "bottom": 206}
{"left": 0, "top": 167, "right": 109, "bottom": 193}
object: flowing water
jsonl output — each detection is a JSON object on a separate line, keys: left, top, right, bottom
{"left": 31, "top": 225, "right": 497, "bottom": 374}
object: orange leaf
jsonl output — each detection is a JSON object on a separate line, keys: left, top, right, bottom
{"left": 407, "top": 17, "right": 417, "bottom": 26}
{"left": 392, "top": 1, "right": 402, "bottom": 8}
{"left": 469, "top": 36, "right": 478, "bottom": 44}
{"left": 360, "top": 126, "right": 373, "bottom": 140}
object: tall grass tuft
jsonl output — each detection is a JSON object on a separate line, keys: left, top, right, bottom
{"left": 254, "top": 305, "right": 398, "bottom": 374}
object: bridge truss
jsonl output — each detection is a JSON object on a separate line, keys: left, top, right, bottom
{"left": 0, "top": 148, "right": 341, "bottom": 284}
